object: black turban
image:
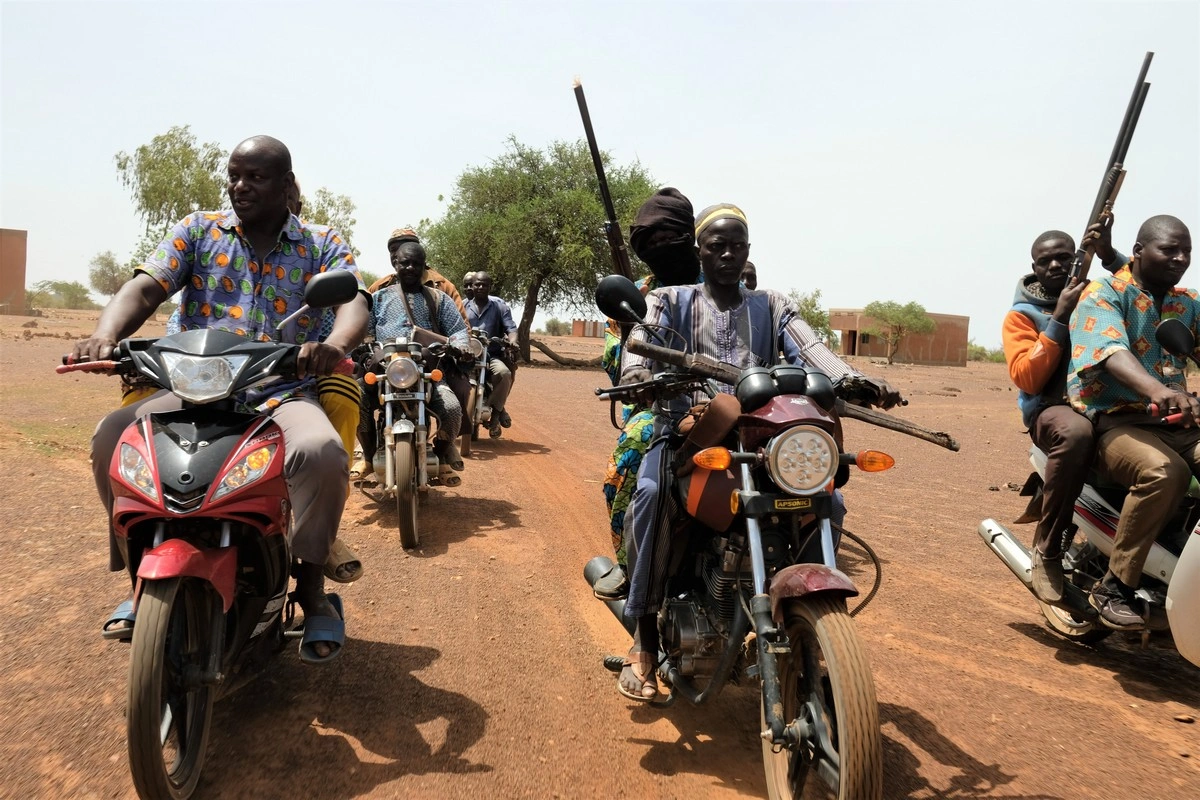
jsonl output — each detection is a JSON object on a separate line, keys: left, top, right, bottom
{"left": 629, "top": 187, "right": 694, "bottom": 259}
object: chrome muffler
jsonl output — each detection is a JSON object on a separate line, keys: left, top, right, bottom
{"left": 977, "top": 518, "right": 1033, "bottom": 589}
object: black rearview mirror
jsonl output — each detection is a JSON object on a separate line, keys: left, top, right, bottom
{"left": 595, "top": 275, "right": 647, "bottom": 325}
{"left": 304, "top": 270, "right": 360, "bottom": 309}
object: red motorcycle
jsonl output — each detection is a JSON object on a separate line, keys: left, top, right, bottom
{"left": 59, "top": 271, "right": 359, "bottom": 799}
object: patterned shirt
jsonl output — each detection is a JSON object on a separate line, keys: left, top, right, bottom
{"left": 466, "top": 297, "right": 517, "bottom": 356}
{"left": 621, "top": 284, "right": 861, "bottom": 416}
{"left": 371, "top": 284, "right": 469, "bottom": 349}
{"left": 138, "top": 210, "right": 365, "bottom": 408}
{"left": 1068, "top": 264, "right": 1200, "bottom": 419}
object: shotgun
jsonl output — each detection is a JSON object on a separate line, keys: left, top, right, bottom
{"left": 573, "top": 78, "right": 634, "bottom": 282}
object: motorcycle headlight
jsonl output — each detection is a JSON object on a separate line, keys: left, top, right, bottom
{"left": 160, "top": 353, "right": 249, "bottom": 403}
{"left": 765, "top": 426, "right": 839, "bottom": 496}
{"left": 212, "top": 444, "right": 277, "bottom": 501}
{"left": 119, "top": 443, "right": 158, "bottom": 502}
{"left": 467, "top": 337, "right": 485, "bottom": 358}
{"left": 386, "top": 356, "right": 421, "bottom": 389}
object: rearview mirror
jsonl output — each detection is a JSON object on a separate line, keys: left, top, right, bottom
{"left": 304, "top": 270, "right": 360, "bottom": 309}
{"left": 595, "top": 275, "right": 647, "bottom": 324}
{"left": 1155, "top": 318, "right": 1200, "bottom": 367}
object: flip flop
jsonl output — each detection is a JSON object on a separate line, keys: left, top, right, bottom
{"left": 323, "top": 539, "right": 364, "bottom": 584}
{"left": 101, "top": 599, "right": 136, "bottom": 641}
{"left": 616, "top": 650, "right": 658, "bottom": 702}
{"left": 349, "top": 459, "right": 374, "bottom": 481}
{"left": 298, "top": 593, "right": 345, "bottom": 666}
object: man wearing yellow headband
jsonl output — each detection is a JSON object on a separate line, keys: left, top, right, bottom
{"left": 613, "top": 203, "right": 903, "bottom": 701}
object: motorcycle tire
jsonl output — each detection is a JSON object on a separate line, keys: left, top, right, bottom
{"left": 762, "top": 597, "right": 882, "bottom": 800}
{"left": 395, "top": 439, "right": 420, "bottom": 549}
{"left": 1039, "top": 601, "right": 1114, "bottom": 645}
{"left": 460, "top": 386, "right": 477, "bottom": 457}
{"left": 127, "top": 577, "right": 217, "bottom": 800}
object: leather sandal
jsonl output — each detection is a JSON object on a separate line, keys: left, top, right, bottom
{"left": 617, "top": 650, "right": 658, "bottom": 702}
{"left": 349, "top": 459, "right": 374, "bottom": 481}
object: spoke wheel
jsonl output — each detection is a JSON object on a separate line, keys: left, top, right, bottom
{"left": 394, "top": 439, "right": 419, "bottom": 548}
{"left": 762, "top": 597, "right": 882, "bottom": 800}
{"left": 127, "top": 578, "right": 216, "bottom": 800}
{"left": 1039, "top": 601, "right": 1113, "bottom": 644}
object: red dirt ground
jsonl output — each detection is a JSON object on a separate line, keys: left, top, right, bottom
{"left": 1, "top": 309, "right": 1197, "bottom": 799}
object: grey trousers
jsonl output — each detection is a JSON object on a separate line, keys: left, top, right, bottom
{"left": 488, "top": 359, "right": 514, "bottom": 413}
{"left": 94, "top": 391, "right": 347, "bottom": 571}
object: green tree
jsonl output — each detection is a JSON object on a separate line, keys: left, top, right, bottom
{"left": 301, "top": 188, "right": 360, "bottom": 257}
{"left": 88, "top": 250, "right": 127, "bottom": 297}
{"left": 544, "top": 318, "right": 569, "bottom": 336}
{"left": 422, "top": 136, "right": 656, "bottom": 360}
{"left": 863, "top": 300, "right": 936, "bottom": 364}
{"left": 115, "top": 125, "right": 226, "bottom": 234}
{"left": 786, "top": 288, "right": 839, "bottom": 349}
{"left": 28, "top": 280, "right": 100, "bottom": 310}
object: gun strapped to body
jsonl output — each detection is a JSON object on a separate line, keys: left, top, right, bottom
{"left": 573, "top": 78, "right": 634, "bottom": 282}
{"left": 1069, "top": 51, "right": 1153, "bottom": 284}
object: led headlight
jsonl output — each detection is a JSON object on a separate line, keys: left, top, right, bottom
{"left": 119, "top": 443, "right": 158, "bottom": 502}
{"left": 160, "top": 353, "right": 250, "bottom": 403}
{"left": 467, "top": 337, "right": 485, "bottom": 358}
{"left": 212, "top": 445, "right": 277, "bottom": 501}
{"left": 386, "top": 357, "right": 421, "bottom": 389}
{"left": 765, "top": 426, "right": 839, "bottom": 496}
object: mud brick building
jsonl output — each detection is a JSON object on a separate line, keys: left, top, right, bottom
{"left": 829, "top": 308, "right": 969, "bottom": 367}
{"left": 0, "top": 228, "right": 28, "bottom": 314}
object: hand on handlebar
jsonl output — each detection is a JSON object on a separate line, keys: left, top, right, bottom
{"left": 620, "top": 367, "right": 652, "bottom": 385}
{"left": 297, "top": 341, "right": 346, "bottom": 379}
{"left": 870, "top": 378, "right": 905, "bottom": 410}
{"left": 70, "top": 334, "right": 119, "bottom": 365}
{"left": 1147, "top": 386, "right": 1200, "bottom": 427}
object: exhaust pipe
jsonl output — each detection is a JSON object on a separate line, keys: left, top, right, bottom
{"left": 583, "top": 556, "right": 636, "bottom": 636}
{"left": 977, "top": 518, "right": 1033, "bottom": 588}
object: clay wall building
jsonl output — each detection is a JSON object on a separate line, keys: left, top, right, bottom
{"left": 829, "top": 308, "right": 969, "bottom": 367}
{"left": 0, "top": 228, "right": 28, "bottom": 314}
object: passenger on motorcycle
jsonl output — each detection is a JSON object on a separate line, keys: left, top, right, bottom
{"left": 76, "top": 135, "right": 369, "bottom": 663}
{"left": 358, "top": 233, "right": 469, "bottom": 475}
{"left": 466, "top": 271, "right": 519, "bottom": 438}
{"left": 740, "top": 260, "right": 757, "bottom": 290}
{"left": 1001, "top": 220, "right": 1123, "bottom": 603}
{"left": 594, "top": 187, "right": 704, "bottom": 602}
{"left": 1068, "top": 214, "right": 1197, "bottom": 629}
{"left": 614, "top": 203, "right": 902, "bottom": 700}
{"left": 462, "top": 272, "right": 477, "bottom": 302}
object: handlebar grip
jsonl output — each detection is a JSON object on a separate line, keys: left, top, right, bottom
{"left": 333, "top": 357, "right": 354, "bottom": 376}
{"left": 56, "top": 360, "right": 119, "bottom": 374}
{"left": 625, "top": 337, "right": 687, "bottom": 367}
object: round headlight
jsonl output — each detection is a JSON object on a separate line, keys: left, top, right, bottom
{"left": 765, "top": 426, "right": 838, "bottom": 496}
{"left": 467, "top": 337, "right": 485, "bottom": 358}
{"left": 385, "top": 357, "right": 421, "bottom": 389}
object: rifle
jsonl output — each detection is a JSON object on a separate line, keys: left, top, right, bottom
{"left": 1069, "top": 51, "right": 1153, "bottom": 284}
{"left": 573, "top": 78, "right": 634, "bottom": 282}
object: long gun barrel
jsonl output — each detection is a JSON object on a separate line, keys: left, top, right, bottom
{"left": 1069, "top": 52, "right": 1153, "bottom": 283}
{"left": 573, "top": 78, "right": 635, "bottom": 282}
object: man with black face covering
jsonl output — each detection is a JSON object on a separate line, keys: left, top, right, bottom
{"left": 612, "top": 203, "right": 902, "bottom": 701}
{"left": 595, "top": 188, "right": 703, "bottom": 601}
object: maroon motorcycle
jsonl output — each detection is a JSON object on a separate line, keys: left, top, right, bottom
{"left": 586, "top": 276, "right": 912, "bottom": 800}
{"left": 59, "top": 271, "right": 358, "bottom": 799}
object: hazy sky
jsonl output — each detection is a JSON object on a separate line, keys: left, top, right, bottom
{"left": 2, "top": 0, "right": 1197, "bottom": 347}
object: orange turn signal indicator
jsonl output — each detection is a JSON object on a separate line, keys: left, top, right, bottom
{"left": 855, "top": 450, "right": 895, "bottom": 472}
{"left": 364, "top": 372, "right": 378, "bottom": 385}
{"left": 693, "top": 447, "right": 733, "bottom": 471}
{"left": 429, "top": 369, "right": 443, "bottom": 382}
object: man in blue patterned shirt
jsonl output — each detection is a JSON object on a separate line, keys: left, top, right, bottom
{"left": 74, "top": 135, "right": 368, "bottom": 663}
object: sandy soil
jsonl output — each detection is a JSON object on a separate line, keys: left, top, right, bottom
{"left": 1, "top": 309, "right": 1197, "bottom": 799}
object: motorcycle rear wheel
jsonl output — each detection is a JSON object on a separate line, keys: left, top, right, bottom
{"left": 762, "top": 597, "right": 882, "bottom": 800}
{"left": 1039, "top": 601, "right": 1113, "bottom": 644}
{"left": 395, "top": 439, "right": 420, "bottom": 549}
{"left": 127, "top": 577, "right": 217, "bottom": 800}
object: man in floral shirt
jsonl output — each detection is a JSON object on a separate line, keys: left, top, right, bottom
{"left": 1068, "top": 214, "right": 1197, "bottom": 629}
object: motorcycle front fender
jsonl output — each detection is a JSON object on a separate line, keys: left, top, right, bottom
{"left": 137, "top": 539, "right": 237, "bottom": 612}
{"left": 1166, "top": 532, "right": 1200, "bottom": 668}
{"left": 390, "top": 419, "right": 415, "bottom": 439}
{"left": 769, "top": 563, "right": 858, "bottom": 624}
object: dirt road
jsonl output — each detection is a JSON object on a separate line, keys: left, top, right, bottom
{"left": 2, "top": 314, "right": 1197, "bottom": 799}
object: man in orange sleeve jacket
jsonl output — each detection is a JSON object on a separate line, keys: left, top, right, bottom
{"left": 1002, "top": 221, "right": 1123, "bottom": 604}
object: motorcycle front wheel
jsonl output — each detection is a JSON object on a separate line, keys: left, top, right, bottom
{"left": 127, "top": 577, "right": 217, "bottom": 800}
{"left": 394, "top": 438, "right": 420, "bottom": 549}
{"left": 762, "top": 597, "right": 882, "bottom": 800}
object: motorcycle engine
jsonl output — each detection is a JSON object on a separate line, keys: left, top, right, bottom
{"left": 661, "top": 599, "right": 725, "bottom": 678}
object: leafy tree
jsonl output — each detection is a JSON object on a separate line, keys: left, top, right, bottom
{"left": 88, "top": 250, "right": 127, "bottom": 297}
{"left": 968, "top": 339, "right": 1007, "bottom": 363}
{"left": 422, "top": 136, "right": 656, "bottom": 360}
{"left": 115, "top": 125, "right": 226, "bottom": 234}
{"left": 786, "top": 288, "right": 839, "bottom": 349}
{"left": 301, "top": 188, "right": 360, "bottom": 257}
{"left": 358, "top": 268, "right": 381, "bottom": 289}
{"left": 28, "top": 280, "right": 100, "bottom": 310}
{"left": 863, "top": 300, "right": 936, "bottom": 364}
{"left": 544, "top": 318, "right": 569, "bottom": 336}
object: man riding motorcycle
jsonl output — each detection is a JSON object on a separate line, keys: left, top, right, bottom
{"left": 466, "top": 271, "right": 519, "bottom": 438}
{"left": 614, "top": 203, "right": 902, "bottom": 700}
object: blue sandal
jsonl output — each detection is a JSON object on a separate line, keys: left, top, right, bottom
{"left": 298, "top": 593, "right": 345, "bottom": 665}
{"left": 101, "top": 599, "right": 136, "bottom": 641}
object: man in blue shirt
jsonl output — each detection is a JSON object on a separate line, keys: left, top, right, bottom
{"left": 466, "top": 271, "right": 519, "bottom": 438}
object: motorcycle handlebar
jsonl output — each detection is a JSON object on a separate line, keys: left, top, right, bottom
{"left": 624, "top": 337, "right": 741, "bottom": 384}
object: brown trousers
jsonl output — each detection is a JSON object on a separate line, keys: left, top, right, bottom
{"left": 94, "top": 391, "right": 347, "bottom": 572}
{"left": 1029, "top": 405, "right": 1096, "bottom": 556}
{"left": 1094, "top": 421, "right": 1200, "bottom": 585}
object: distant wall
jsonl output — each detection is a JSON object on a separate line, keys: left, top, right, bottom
{"left": 829, "top": 308, "right": 969, "bottom": 367}
{"left": 0, "top": 228, "right": 28, "bottom": 314}
{"left": 571, "top": 319, "right": 605, "bottom": 338}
